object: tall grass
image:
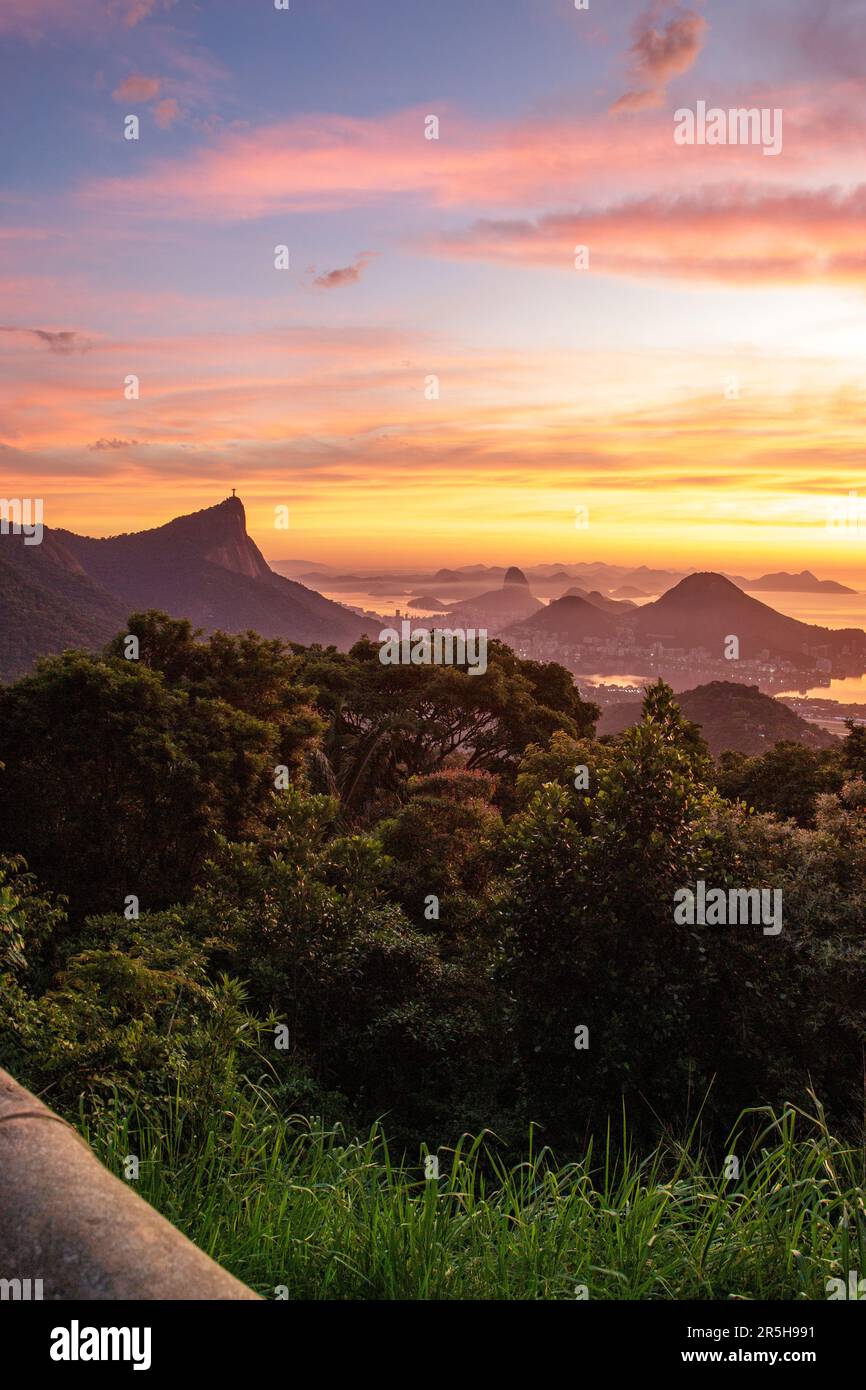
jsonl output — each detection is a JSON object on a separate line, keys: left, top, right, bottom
{"left": 82, "top": 1085, "right": 866, "bottom": 1300}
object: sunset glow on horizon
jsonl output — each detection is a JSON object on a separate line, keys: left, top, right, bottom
{"left": 3, "top": 0, "right": 866, "bottom": 579}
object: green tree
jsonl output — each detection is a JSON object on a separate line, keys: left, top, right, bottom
{"left": 298, "top": 637, "right": 597, "bottom": 817}
{"left": 0, "top": 649, "right": 280, "bottom": 915}
{"left": 716, "top": 741, "right": 842, "bottom": 826}
{"left": 499, "top": 683, "right": 745, "bottom": 1142}
{"left": 376, "top": 769, "right": 503, "bottom": 946}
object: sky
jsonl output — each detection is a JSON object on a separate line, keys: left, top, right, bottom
{"left": 2, "top": 0, "right": 866, "bottom": 575}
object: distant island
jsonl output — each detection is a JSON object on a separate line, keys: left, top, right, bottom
{"left": 407, "top": 594, "right": 449, "bottom": 609}
{"left": 738, "top": 570, "right": 856, "bottom": 594}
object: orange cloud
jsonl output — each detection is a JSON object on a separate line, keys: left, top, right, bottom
{"left": 2, "top": 322, "right": 862, "bottom": 490}
{"left": 1, "top": 292, "right": 864, "bottom": 574}
{"left": 10, "top": 376, "right": 866, "bottom": 577}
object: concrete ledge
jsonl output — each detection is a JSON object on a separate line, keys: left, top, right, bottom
{"left": 0, "top": 1068, "right": 260, "bottom": 1300}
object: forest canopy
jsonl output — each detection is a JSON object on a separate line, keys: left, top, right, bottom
{"left": 1, "top": 611, "right": 865, "bottom": 1155}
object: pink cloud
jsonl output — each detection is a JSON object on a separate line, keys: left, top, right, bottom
{"left": 76, "top": 104, "right": 802, "bottom": 222}
{"left": 154, "top": 97, "right": 181, "bottom": 129}
{"left": 108, "top": 0, "right": 177, "bottom": 28}
{"left": 0, "top": 0, "right": 78, "bottom": 39}
{"left": 611, "top": 2, "right": 708, "bottom": 113}
{"left": 0, "top": 0, "right": 176, "bottom": 38}
{"left": 112, "top": 75, "right": 162, "bottom": 103}
{"left": 313, "top": 252, "right": 376, "bottom": 289}
{"left": 437, "top": 184, "right": 866, "bottom": 287}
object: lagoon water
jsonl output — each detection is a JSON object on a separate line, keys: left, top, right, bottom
{"left": 776, "top": 675, "right": 866, "bottom": 701}
{"left": 753, "top": 590, "right": 866, "bottom": 629}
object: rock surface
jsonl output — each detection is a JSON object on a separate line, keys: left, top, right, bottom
{"left": 0, "top": 1068, "right": 260, "bottom": 1300}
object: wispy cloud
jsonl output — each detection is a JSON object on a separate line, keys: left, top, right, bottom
{"left": 88, "top": 437, "right": 138, "bottom": 450}
{"left": 74, "top": 104, "right": 795, "bottom": 222}
{"left": 112, "top": 74, "right": 161, "bottom": 103}
{"left": 108, "top": 74, "right": 183, "bottom": 131}
{"left": 437, "top": 184, "right": 866, "bottom": 288}
{"left": 313, "top": 252, "right": 376, "bottom": 290}
{"left": 0, "top": 326, "right": 89, "bottom": 354}
{"left": 0, "top": 0, "right": 81, "bottom": 39}
{"left": 611, "top": 1, "right": 707, "bottom": 113}
{"left": 0, "top": 0, "right": 177, "bottom": 39}
{"left": 154, "top": 97, "right": 181, "bottom": 128}
{"left": 108, "top": 0, "right": 177, "bottom": 29}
